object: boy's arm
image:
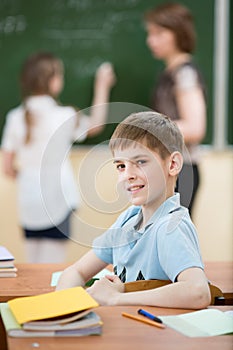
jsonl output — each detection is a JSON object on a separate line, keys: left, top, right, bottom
{"left": 118, "top": 267, "right": 211, "bottom": 309}
{"left": 56, "top": 250, "right": 108, "bottom": 290}
{"left": 87, "top": 267, "right": 211, "bottom": 309}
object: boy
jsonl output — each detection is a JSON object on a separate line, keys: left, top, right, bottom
{"left": 56, "top": 111, "right": 211, "bottom": 309}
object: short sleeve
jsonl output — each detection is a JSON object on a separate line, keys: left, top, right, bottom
{"left": 93, "top": 206, "right": 141, "bottom": 264}
{"left": 157, "top": 214, "right": 204, "bottom": 282}
{"left": 1, "top": 109, "right": 25, "bottom": 151}
{"left": 175, "top": 66, "right": 199, "bottom": 90}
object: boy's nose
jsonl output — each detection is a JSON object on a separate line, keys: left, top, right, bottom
{"left": 123, "top": 164, "right": 136, "bottom": 181}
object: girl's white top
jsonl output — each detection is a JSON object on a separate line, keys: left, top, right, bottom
{"left": 1, "top": 95, "right": 90, "bottom": 229}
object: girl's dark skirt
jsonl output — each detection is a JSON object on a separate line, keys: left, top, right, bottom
{"left": 23, "top": 212, "right": 71, "bottom": 240}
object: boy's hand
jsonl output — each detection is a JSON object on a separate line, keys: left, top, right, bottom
{"left": 86, "top": 275, "right": 124, "bottom": 305}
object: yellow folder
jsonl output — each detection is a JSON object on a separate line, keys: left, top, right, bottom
{"left": 8, "top": 287, "right": 99, "bottom": 325}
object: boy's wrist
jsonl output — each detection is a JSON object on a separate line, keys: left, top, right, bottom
{"left": 111, "top": 291, "right": 122, "bottom": 306}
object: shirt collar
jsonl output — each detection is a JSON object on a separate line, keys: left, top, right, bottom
{"left": 24, "top": 95, "right": 56, "bottom": 111}
{"left": 132, "top": 193, "right": 181, "bottom": 234}
{"left": 147, "top": 193, "right": 181, "bottom": 225}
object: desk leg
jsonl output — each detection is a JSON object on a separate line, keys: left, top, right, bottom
{"left": 0, "top": 316, "right": 7, "bottom": 350}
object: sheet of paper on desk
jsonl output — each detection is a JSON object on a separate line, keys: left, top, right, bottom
{"left": 160, "top": 309, "right": 233, "bottom": 337}
{"left": 0, "top": 246, "right": 15, "bottom": 261}
{"left": 51, "top": 268, "right": 114, "bottom": 287}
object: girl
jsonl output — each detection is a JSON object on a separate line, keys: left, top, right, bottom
{"left": 1, "top": 52, "right": 115, "bottom": 263}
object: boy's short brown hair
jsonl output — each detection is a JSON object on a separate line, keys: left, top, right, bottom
{"left": 109, "top": 111, "right": 184, "bottom": 159}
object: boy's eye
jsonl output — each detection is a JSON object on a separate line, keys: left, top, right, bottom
{"left": 116, "top": 163, "right": 125, "bottom": 171}
{"left": 137, "top": 159, "right": 146, "bottom": 165}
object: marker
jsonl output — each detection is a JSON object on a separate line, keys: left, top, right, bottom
{"left": 122, "top": 312, "right": 165, "bottom": 329}
{"left": 138, "top": 309, "right": 163, "bottom": 324}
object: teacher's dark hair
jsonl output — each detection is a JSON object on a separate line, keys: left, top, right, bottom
{"left": 144, "top": 2, "right": 196, "bottom": 54}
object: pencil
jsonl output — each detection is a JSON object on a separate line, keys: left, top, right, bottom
{"left": 122, "top": 312, "right": 165, "bottom": 329}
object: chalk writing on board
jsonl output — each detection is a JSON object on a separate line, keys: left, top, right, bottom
{"left": 42, "top": 9, "right": 140, "bottom": 53}
{"left": 0, "top": 15, "right": 27, "bottom": 34}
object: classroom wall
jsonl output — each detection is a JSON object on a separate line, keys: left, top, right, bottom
{"left": 0, "top": 147, "right": 232, "bottom": 263}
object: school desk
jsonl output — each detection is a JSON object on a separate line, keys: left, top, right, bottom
{"left": 0, "top": 263, "right": 68, "bottom": 350}
{"left": 0, "top": 263, "right": 68, "bottom": 302}
{"left": 5, "top": 305, "right": 233, "bottom": 350}
{"left": 0, "top": 262, "right": 232, "bottom": 350}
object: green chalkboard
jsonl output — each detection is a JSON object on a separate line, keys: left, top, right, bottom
{"left": 0, "top": 0, "right": 215, "bottom": 144}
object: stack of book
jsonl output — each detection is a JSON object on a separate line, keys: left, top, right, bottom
{"left": 0, "top": 246, "right": 17, "bottom": 277}
{"left": 0, "top": 286, "right": 103, "bottom": 337}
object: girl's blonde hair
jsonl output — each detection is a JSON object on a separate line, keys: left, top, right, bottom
{"left": 20, "top": 52, "right": 63, "bottom": 144}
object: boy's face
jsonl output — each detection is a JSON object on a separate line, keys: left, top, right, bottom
{"left": 113, "top": 142, "right": 171, "bottom": 212}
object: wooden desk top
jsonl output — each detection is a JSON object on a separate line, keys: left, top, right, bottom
{"left": 0, "top": 261, "right": 232, "bottom": 302}
{"left": 6, "top": 305, "right": 233, "bottom": 350}
{"left": 0, "top": 261, "right": 232, "bottom": 350}
{"left": 0, "top": 263, "right": 67, "bottom": 302}
{"left": 204, "top": 261, "right": 233, "bottom": 292}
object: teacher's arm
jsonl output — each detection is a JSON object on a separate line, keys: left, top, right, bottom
{"left": 175, "top": 86, "right": 206, "bottom": 144}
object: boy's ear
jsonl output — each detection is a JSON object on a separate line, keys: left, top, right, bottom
{"left": 168, "top": 152, "right": 183, "bottom": 176}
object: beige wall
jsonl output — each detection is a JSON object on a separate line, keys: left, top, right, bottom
{"left": 193, "top": 149, "right": 233, "bottom": 261}
{"left": 0, "top": 147, "right": 232, "bottom": 263}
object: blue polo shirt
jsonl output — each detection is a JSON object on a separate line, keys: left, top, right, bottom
{"left": 93, "top": 194, "right": 204, "bottom": 283}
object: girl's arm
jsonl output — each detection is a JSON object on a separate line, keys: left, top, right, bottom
{"left": 87, "top": 267, "right": 211, "bottom": 310}
{"left": 87, "top": 63, "right": 116, "bottom": 137}
{"left": 2, "top": 151, "right": 17, "bottom": 178}
{"left": 56, "top": 250, "right": 108, "bottom": 290}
